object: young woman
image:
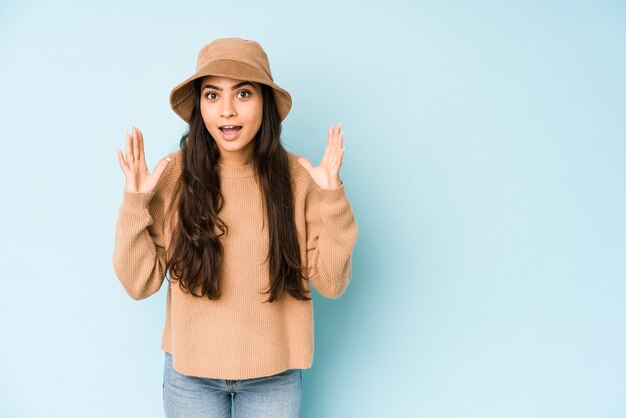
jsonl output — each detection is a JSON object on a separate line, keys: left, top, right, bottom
{"left": 113, "top": 37, "right": 358, "bottom": 418}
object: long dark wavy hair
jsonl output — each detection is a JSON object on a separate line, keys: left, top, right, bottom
{"left": 164, "top": 78, "right": 312, "bottom": 303}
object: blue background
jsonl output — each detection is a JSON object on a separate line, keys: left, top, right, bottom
{"left": 1, "top": 0, "right": 625, "bottom": 417}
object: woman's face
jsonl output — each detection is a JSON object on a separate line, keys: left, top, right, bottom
{"left": 199, "top": 75, "right": 263, "bottom": 165}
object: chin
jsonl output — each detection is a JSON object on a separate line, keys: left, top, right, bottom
{"left": 220, "top": 140, "right": 252, "bottom": 151}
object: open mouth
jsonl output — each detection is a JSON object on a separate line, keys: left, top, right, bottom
{"left": 219, "top": 125, "right": 243, "bottom": 140}
{"left": 219, "top": 126, "right": 242, "bottom": 133}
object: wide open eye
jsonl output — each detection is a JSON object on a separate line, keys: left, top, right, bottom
{"left": 238, "top": 90, "right": 252, "bottom": 99}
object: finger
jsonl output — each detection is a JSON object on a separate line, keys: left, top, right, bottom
{"left": 338, "top": 148, "right": 344, "bottom": 169}
{"left": 327, "top": 123, "right": 334, "bottom": 146}
{"left": 322, "top": 124, "right": 333, "bottom": 162}
{"left": 338, "top": 127, "right": 344, "bottom": 151}
{"left": 332, "top": 123, "right": 343, "bottom": 163}
{"left": 333, "top": 124, "right": 343, "bottom": 164}
{"left": 125, "top": 131, "right": 134, "bottom": 164}
{"left": 326, "top": 124, "right": 333, "bottom": 151}
{"left": 132, "top": 125, "right": 139, "bottom": 165}
{"left": 330, "top": 123, "right": 340, "bottom": 157}
{"left": 152, "top": 155, "right": 171, "bottom": 179}
{"left": 137, "top": 127, "right": 145, "bottom": 163}
{"left": 116, "top": 147, "right": 128, "bottom": 174}
{"left": 333, "top": 122, "right": 341, "bottom": 152}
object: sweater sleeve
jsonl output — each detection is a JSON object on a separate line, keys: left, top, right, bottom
{"left": 112, "top": 153, "right": 178, "bottom": 301}
{"left": 305, "top": 181, "right": 359, "bottom": 299}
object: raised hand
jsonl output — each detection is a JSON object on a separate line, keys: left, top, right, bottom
{"left": 116, "top": 125, "right": 171, "bottom": 194}
{"left": 297, "top": 122, "right": 345, "bottom": 190}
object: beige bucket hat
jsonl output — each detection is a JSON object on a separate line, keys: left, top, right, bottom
{"left": 169, "top": 37, "right": 292, "bottom": 124}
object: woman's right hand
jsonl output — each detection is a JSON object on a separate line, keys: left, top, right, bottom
{"left": 116, "top": 125, "right": 171, "bottom": 194}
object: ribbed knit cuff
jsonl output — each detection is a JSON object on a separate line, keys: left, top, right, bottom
{"left": 315, "top": 182, "right": 352, "bottom": 221}
{"left": 121, "top": 190, "right": 155, "bottom": 210}
{"left": 317, "top": 181, "right": 347, "bottom": 202}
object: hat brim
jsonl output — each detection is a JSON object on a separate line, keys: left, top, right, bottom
{"left": 169, "top": 59, "right": 292, "bottom": 124}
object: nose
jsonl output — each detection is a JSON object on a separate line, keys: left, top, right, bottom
{"left": 221, "top": 96, "right": 236, "bottom": 118}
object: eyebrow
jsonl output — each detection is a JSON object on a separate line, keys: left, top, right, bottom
{"left": 201, "top": 81, "right": 255, "bottom": 91}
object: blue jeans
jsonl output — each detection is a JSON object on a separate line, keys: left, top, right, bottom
{"left": 162, "top": 351, "right": 303, "bottom": 418}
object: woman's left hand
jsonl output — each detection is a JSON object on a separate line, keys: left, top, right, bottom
{"left": 297, "top": 123, "right": 345, "bottom": 190}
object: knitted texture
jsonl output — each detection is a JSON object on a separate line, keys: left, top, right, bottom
{"left": 112, "top": 150, "right": 358, "bottom": 379}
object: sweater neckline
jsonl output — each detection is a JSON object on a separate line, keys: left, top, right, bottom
{"left": 218, "top": 160, "right": 257, "bottom": 178}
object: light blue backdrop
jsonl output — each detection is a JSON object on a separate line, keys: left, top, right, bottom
{"left": 1, "top": 0, "right": 624, "bottom": 417}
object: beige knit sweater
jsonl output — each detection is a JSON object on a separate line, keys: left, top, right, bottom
{"left": 112, "top": 150, "right": 358, "bottom": 379}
